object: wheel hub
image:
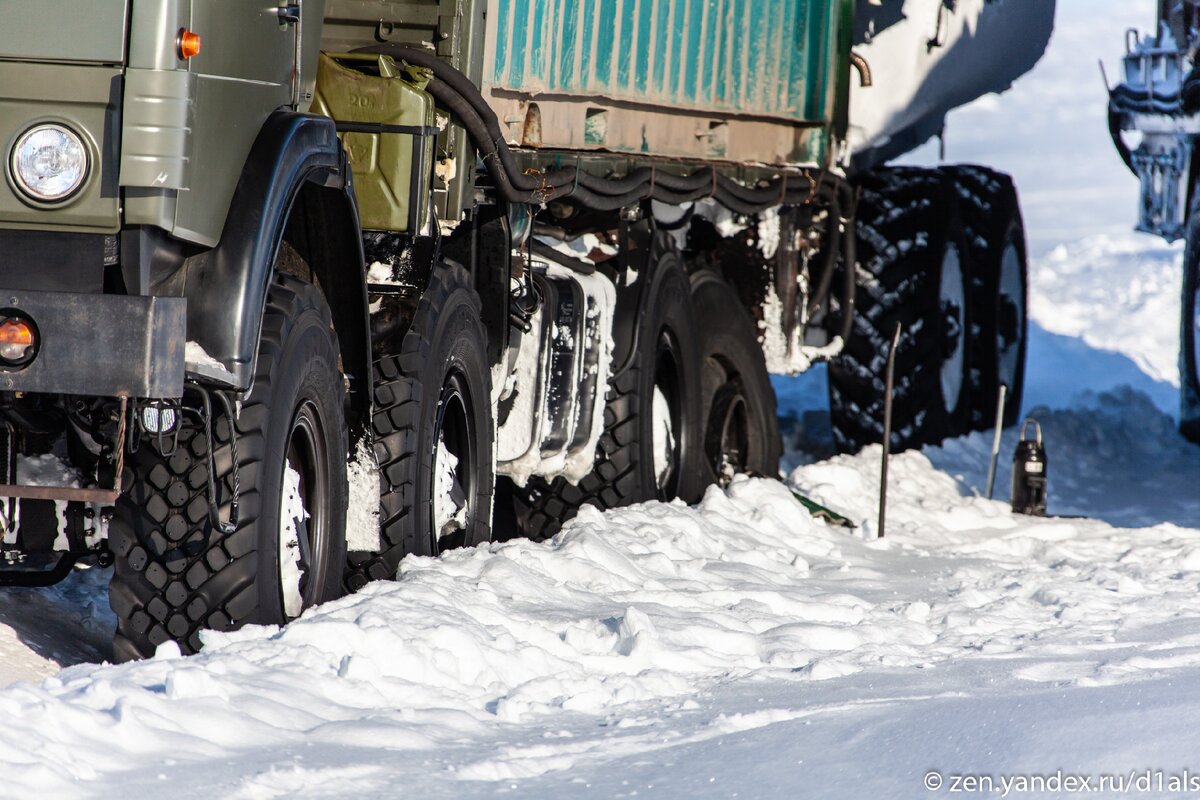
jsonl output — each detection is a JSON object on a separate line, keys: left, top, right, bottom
{"left": 705, "top": 379, "right": 750, "bottom": 486}
{"left": 996, "top": 242, "right": 1025, "bottom": 390}
{"left": 938, "top": 244, "right": 966, "bottom": 414}
{"left": 278, "top": 400, "right": 329, "bottom": 621}
{"left": 431, "top": 371, "right": 475, "bottom": 554}
{"left": 652, "top": 332, "right": 683, "bottom": 500}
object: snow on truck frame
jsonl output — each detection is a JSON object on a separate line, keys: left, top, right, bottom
{"left": 0, "top": 0, "right": 1052, "bottom": 659}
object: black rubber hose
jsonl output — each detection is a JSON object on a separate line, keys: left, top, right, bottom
{"left": 595, "top": 166, "right": 838, "bottom": 207}
{"left": 427, "top": 71, "right": 837, "bottom": 211}
{"left": 567, "top": 183, "right": 710, "bottom": 211}
{"left": 358, "top": 48, "right": 512, "bottom": 159}
{"left": 358, "top": 44, "right": 575, "bottom": 193}
{"left": 805, "top": 196, "right": 843, "bottom": 320}
{"left": 358, "top": 44, "right": 818, "bottom": 204}
{"left": 1108, "top": 83, "right": 1184, "bottom": 114}
{"left": 412, "top": 76, "right": 546, "bottom": 204}
{"left": 577, "top": 166, "right": 817, "bottom": 208}
{"left": 354, "top": 43, "right": 848, "bottom": 214}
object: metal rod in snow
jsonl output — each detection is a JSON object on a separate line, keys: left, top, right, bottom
{"left": 878, "top": 322, "right": 902, "bottom": 539}
{"left": 985, "top": 383, "right": 1008, "bottom": 500}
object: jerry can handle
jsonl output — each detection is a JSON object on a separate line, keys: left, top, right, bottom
{"left": 1019, "top": 418, "right": 1042, "bottom": 446}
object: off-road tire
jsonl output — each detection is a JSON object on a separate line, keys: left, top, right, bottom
{"left": 829, "top": 167, "right": 973, "bottom": 453}
{"left": 506, "top": 253, "right": 702, "bottom": 540}
{"left": 944, "top": 165, "right": 1029, "bottom": 430}
{"left": 344, "top": 263, "right": 494, "bottom": 590}
{"left": 110, "top": 275, "right": 349, "bottom": 660}
{"left": 691, "top": 271, "right": 782, "bottom": 485}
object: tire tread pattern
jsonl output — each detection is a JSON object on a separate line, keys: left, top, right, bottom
{"left": 344, "top": 263, "right": 493, "bottom": 589}
{"left": 110, "top": 277, "right": 337, "bottom": 661}
{"left": 829, "top": 167, "right": 957, "bottom": 453}
{"left": 941, "top": 164, "right": 1028, "bottom": 429}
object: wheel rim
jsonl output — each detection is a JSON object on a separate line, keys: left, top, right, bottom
{"left": 278, "top": 400, "right": 330, "bottom": 621}
{"left": 705, "top": 378, "right": 750, "bottom": 486}
{"left": 431, "top": 370, "right": 476, "bottom": 554}
{"left": 939, "top": 244, "right": 966, "bottom": 415}
{"left": 996, "top": 241, "right": 1026, "bottom": 392}
{"left": 652, "top": 331, "right": 683, "bottom": 500}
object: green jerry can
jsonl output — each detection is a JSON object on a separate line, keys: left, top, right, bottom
{"left": 311, "top": 52, "right": 437, "bottom": 234}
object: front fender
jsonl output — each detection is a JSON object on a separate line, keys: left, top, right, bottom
{"left": 180, "top": 111, "right": 360, "bottom": 391}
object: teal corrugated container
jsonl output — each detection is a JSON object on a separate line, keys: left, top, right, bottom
{"left": 487, "top": 0, "right": 839, "bottom": 124}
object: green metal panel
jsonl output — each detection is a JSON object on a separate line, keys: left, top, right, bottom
{"left": 172, "top": 0, "right": 296, "bottom": 246}
{"left": 123, "top": 0, "right": 327, "bottom": 245}
{"left": 0, "top": 62, "right": 121, "bottom": 234}
{"left": 320, "top": 0, "right": 485, "bottom": 228}
{"left": 488, "top": 0, "right": 841, "bottom": 124}
{"left": 0, "top": 0, "right": 129, "bottom": 64}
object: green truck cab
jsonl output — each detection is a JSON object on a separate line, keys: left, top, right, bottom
{"left": 0, "top": 0, "right": 1051, "bottom": 659}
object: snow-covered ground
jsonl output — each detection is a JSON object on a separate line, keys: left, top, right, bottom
{"left": 3, "top": 1, "right": 1200, "bottom": 797}
{"left": 1, "top": 390, "right": 1198, "bottom": 798}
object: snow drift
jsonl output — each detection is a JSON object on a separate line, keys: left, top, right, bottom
{"left": 0, "top": 383, "right": 1196, "bottom": 797}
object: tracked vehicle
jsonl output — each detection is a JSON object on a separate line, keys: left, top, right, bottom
{"left": 0, "top": 0, "right": 1051, "bottom": 658}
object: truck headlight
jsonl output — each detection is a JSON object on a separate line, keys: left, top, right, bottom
{"left": 9, "top": 124, "right": 89, "bottom": 203}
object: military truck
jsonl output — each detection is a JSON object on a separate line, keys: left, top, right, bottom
{"left": 1108, "top": 1, "right": 1200, "bottom": 442}
{"left": 0, "top": 0, "right": 1052, "bottom": 659}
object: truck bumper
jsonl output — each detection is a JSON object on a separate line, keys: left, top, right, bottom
{"left": 0, "top": 290, "right": 185, "bottom": 398}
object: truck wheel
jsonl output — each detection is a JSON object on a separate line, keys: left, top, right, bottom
{"left": 110, "top": 275, "right": 349, "bottom": 660}
{"left": 510, "top": 252, "right": 702, "bottom": 540}
{"left": 1182, "top": 193, "right": 1200, "bottom": 443}
{"left": 692, "top": 271, "right": 781, "bottom": 485}
{"left": 829, "top": 168, "right": 972, "bottom": 453}
{"left": 344, "top": 263, "right": 493, "bottom": 590}
{"left": 944, "top": 166, "right": 1028, "bottom": 429}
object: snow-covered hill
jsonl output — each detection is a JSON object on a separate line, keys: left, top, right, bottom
{"left": 1031, "top": 235, "right": 1183, "bottom": 388}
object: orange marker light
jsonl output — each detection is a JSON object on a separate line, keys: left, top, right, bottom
{"left": 177, "top": 29, "right": 202, "bottom": 60}
{"left": 0, "top": 318, "right": 36, "bottom": 364}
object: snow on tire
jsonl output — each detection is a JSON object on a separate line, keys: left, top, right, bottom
{"left": 507, "top": 252, "right": 703, "bottom": 540}
{"left": 110, "top": 274, "right": 349, "bottom": 661}
{"left": 829, "top": 167, "right": 973, "bottom": 453}
{"left": 691, "top": 271, "right": 782, "bottom": 485}
{"left": 343, "top": 262, "right": 494, "bottom": 590}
